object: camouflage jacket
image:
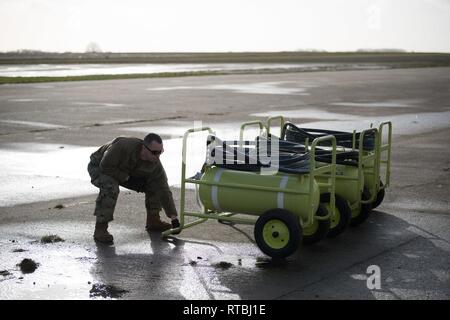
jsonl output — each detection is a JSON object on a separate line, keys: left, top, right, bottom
{"left": 90, "top": 137, "right": 177, "bottom": 215}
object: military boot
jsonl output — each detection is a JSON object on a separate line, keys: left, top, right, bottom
{"left": 145, "top": 212, "right": 172, "bottom": 232}
{"left": 93, "top": 222, "right": 114, "bottom": 243}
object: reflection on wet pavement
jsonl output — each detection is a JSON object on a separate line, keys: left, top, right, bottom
{"left": 0, "top": 228, "right": 95, "bottom": 299}
{"left": 330, "top": 100, "right": 421, "bottom": 108}
{"left": 298, "top": 111, "right": 450, "bottom": 134}
{"left": 0, "top": 143, "right": 97, "bottom": 206}
{"left": 0, "top": 63, "right": 338, "bottom": 78}
{"left": 1, "top": 109, "right": 449, "bottom": 206}
{"left": 71, "top": 102, "right": 126, "bottom": 108}
{"left": 251, "top": 110, "right": 450, "bottom": 135}
{"left": 0, "top": 120, "right": 67, "bottom": 129}
{"left": 148, "top": 81, "right": 310, "bottom": 95}
{"left": 251, "top": 109, "right": 361, "bottom": 120}
{"left": 0, "top": 220, "right": 280, "bottom": 300}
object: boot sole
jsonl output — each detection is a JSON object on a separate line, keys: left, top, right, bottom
{"left": 93, "top": 236, "right": 114, "bottom": 243}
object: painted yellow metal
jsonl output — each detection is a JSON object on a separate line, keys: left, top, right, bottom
{"left": 316, "top": 163, "right": 364, "bottom": 217}
{"left": 328, "top": 203, "right": 341, "bottom": 229}
{"left": 262, "top": 219, "right": 291, "bottom": 249}
{"left": 302, "top": 217, "right": 320, "bottom": 236}
{"left": 162, "top": 126, "right": 337, "bottom": 244}
{"left": 198, "top": 166, "right": 320, "bottom": 222}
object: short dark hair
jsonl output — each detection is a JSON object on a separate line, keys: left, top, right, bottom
{"left": 144, "top": 133, "right": 162, "bottom": 145}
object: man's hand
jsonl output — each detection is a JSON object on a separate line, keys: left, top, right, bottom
{"left": 170, "top": 216, "right": 181, "bottom": 234}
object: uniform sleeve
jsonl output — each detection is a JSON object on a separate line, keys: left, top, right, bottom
{"left": 99, "top": 143, "right": 129, "bottom": 183}
{"left": 153, "top": 163, "right": 178, "bottom": 217}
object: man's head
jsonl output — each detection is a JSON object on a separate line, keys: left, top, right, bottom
{"left": 141, "top": 133, "right": 164, "bottom": 162}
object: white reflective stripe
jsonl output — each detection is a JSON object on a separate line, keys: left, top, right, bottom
{"left": 211, "top": 168, "right": 225, "bottom": 211}
{"left": 277, "top": 176, "right": 289, "bottom": 209}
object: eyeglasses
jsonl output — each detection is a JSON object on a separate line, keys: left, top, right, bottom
{"left": 144, "top": 144, "right": 164, "bottom": 155}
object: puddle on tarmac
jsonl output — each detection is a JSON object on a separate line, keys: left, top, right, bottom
{"left": 0, "top": 143, "right": 97, "bottom": 207}
{"left": 297, "top": 111, "right": 450, "bottom": 134}
{"left": 1, "top": 110, "right": 449, "bottom": 207}
{"left": 330, "top": 100, "right": 420, "bottom": 108}
{"left": 0, "top": 221, "right": 294, "bottom": 300}
{"left": 71, "top": 102, "right": 126, "bottom": 108}
{"left": 148, "top": 81, "right": 310, "bottom": 95}
{"left": 0, "top": 63, "right": 337, "bottom": 77}
{"left": 0, "top": 227, "right": 96, "bottom": 299}
{"left": 251, "top": 109, "right": 360, "bottom": 121}
{"left": 251, "top": 109, "right": 450, "bottom": 135}
{"left": 0, "top": 120, "right": 67, "bottom": 129}
{"left": 8, "top": 99, "right": 49, "bottom": 102}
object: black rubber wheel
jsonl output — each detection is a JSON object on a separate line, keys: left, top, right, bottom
{"left": 350, "top": 187, "right": 373, "bottom": 227}
{"left": 320, "top": 193, "right": 352, "bottom": 238}
{"left": 372, "top": 181, "right": 385, "bottom": 209}
{"left": 302, "top": 203, "right": 331, "bottom": 245}
{"left": 254, "top": 209, "right": 302, "bottom": 259}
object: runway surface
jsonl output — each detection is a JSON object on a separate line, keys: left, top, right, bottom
{"left": 0, "top": 67, "right": 449, "bottom": 300}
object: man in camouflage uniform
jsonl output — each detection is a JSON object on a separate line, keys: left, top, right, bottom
{"left": 87, "top": 133, "right": 180, "bottom": 243}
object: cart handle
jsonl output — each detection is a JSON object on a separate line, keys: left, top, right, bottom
{"left": 378, "top": 121, "right": 392, "bottom": 188}
{"left": 307, "top": 135, "right": 337, "bottom": 224}
{"left": 239, "top": 120, "right": 267, "bottom": 143}
{"left": 266, "top": 115, "right": 285, "bottom": 136}
{"left": 358, "top": 128, "right": 379, "bottom": 204}
{"left": 163, "top": 127, "right": 214, "bottom": 237}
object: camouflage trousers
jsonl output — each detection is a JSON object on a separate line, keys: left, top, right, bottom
{"left": 87, "top": 161, "right": 162, "bottom": 223}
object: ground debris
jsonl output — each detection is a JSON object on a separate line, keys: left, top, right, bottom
{"left": 189, "top": 260, "right": 198, "bottom": 266}
{"left": 12, "top": 249, "right": 27, "bottom": 253}
{"left": 40, "top": 235, "right": 65, "bottom": 244}
{"left": 89, "top": 283, "right": 129, "bottom": 299}
{"left": 18, "top": 258, "right": 39, "bottom": 274}
{"left": 256, "top": 257, "right": 272, "bottom": 264}
{"left": 213, "top": 261, "right": 233, "bottom": 270}
{"left": 255, "top": 256, "right": 287, "bottom": 268}
{"left": 0, "top": 270, "right": 12, "bottom": 277}
{"left": 54, "top": 204, "right": 65, "bottom": 209}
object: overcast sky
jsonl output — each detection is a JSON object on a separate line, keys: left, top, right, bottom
{"left": 1, "top": 0, "right": 449, "bottom": 53}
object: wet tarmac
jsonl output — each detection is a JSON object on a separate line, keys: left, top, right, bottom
{"left": 0, "top": 63, "right": 342, "bottom": 78}
{"left": 0, "top": 67, "right": 449, "bottom": 299}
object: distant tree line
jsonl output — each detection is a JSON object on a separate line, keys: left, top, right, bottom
{"left": 0, "top": 50, "right": 449, "bottom": 66}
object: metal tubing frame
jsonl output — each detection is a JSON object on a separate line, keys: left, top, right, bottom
{"left": 239, "top": 120, "right": 267, "bottom": 143}
{"left": 263, "top": 115, "right": 393, "bottom": 214}
{"left": 378, "top": 121, "right": 392, "bottom": 189}
{"left": 163, "top": 127, "right": 337, "bottom": 236}
{"left": 358, "top": 128, "right": 380, "bottom": 205}
{"left": 163, "top": 127, "right": 213, "bottom": 237}
{"left": 264, "top": 115, "right": 338, "bottom": 224}
{"left": 263, "top": 115, "right": 380, "bottom": 212}
{"left": 266, "top": 116, "right": 285, "bottom": 136}
{"left": 308, "top": 135, "right": 336, "bottom": 224}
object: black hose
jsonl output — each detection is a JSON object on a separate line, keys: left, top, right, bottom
{"left": 281, "top": 122, "right": 376, "bottom": 151}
